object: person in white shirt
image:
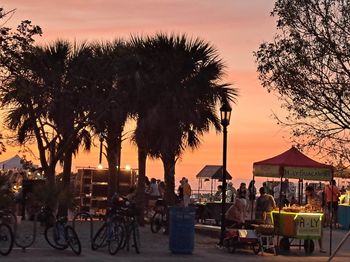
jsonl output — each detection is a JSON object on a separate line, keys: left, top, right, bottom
{"left": 149, "top": 178, "right": 160, "bottom": 199}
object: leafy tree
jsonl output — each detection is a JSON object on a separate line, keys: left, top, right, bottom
{"left": 0, "top": 8, "right": 41, "bottom": 155}
{"left": 255, "top": 0, "right": 350, "bottom": 163}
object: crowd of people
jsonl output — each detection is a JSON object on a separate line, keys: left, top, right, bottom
{"left": 219, "top": 179, "right": 347, "bottom": 253}
{"left": 141, "top": 176, "right": 192, "bottom": 208}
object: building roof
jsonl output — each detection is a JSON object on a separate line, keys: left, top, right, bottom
{"left": 0, "top": 155, "right": 23, "bottom": 170}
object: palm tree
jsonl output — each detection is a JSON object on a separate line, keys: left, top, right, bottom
{"left": 1, "top": 40, "right": 98, "bottom": 214}
{"left": 89, "top": 40, "right": 135, "bottom": 200}
{"left": 131, "top": 33, "right": 237, "bottom": 206}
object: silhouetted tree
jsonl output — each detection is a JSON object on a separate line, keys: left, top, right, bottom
{"left": 132, "top": 34, "right": 237, "bottom": 207}
{"left": 90, "top": 40, "right": 134, "bottom": 200}
{"left": 0, "top": 8, "right": 41, "bottom": 155}
{"left": 255, "top": 0, "right": 350, "bottom": 163}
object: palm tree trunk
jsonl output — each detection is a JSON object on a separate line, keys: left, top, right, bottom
{"left": 106, "top": 127, "right": 122, "bottom": 201}
{"left": 136, "top": 148, "right": 146, "bottom": 226}
{"left": 58, "top": 150, "right": 73, "bottom": 217}
{"left": 44, "top": 165, "right": 56, "bottom": 187}
{"left": 162, "top": 155, "right": 176, "bottom": 206}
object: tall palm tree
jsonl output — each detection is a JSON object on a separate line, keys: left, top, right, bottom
{"left": 1, "top": 40, "right": 98, "bottom": 214}
{"left": 131, "top": 33, "right": 237, "bottom": 205}
{"left": 1, "top": 42, "right": 68, "bottom": 186}
{"left": 89, "top": 40, "right": 134, "bottom": 200}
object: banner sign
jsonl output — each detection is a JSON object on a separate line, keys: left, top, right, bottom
{"left": 295, "top": 213, "right": 323, "bottom": 238}
{"left": 253, "top": 165, "right": 280, "bottom": 178}
{"left": 284, "top": 167, "right": 332, "bottom": 181}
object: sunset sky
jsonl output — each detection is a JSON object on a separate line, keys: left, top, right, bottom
{"left": 1, "top": 0, "right": 296, "bottom": 188}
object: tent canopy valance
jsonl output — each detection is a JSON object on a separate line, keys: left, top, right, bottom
{"left": 196, "top": 165, "right": 232, "bottom": 180}
{"left": 253, "top": 147, "right": 333, "bottom": 181}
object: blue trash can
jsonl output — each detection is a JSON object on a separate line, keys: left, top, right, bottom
{"left": 169, "top": 206, "right": 195, "bottom": 254}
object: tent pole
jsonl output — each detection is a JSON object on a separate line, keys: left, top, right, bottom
{"left": 301, "top": 180, "right": 304, "bottom": 204}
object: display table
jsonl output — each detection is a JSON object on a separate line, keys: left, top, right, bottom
{"left": 338, "top": 204, "right": 350, "bottom": 230}
{"left": 193, "top": 202, "right": 232, "bottom": 225}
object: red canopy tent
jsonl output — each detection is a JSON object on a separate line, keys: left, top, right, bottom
{"left": 253, "top": 146, "right": 333, "bottom": 181}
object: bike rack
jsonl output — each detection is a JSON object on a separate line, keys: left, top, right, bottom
{"left": 7, "top": 211, "right": 37, "bottom": 252}
{"left": 72, "top": 212, "right": 94, "bottom": 242}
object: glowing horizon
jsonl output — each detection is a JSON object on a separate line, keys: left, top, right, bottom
{"left": 1, "top": 0, "right": 306, "bottom": 188}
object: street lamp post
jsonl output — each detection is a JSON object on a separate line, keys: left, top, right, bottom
{"left": 219, "top": 102, "right": 232, "bottom": 246}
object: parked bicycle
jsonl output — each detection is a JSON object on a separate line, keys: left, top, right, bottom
{"left": 91, "top": 207, "right": 124, "bottom": 255}
{"left": 0, "top": 210, "right": 14, "bottom": 256}
{"left": 120, "top": 201, "right": 140, "bottom": 254}
{"left": 150, "top": 199, "right": 167, "bottom": 234}
{"left": 43, "top": 207, "right": 81, "bottom": 255}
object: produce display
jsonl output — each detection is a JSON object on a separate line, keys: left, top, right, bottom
{"left": 280, "top": 204, "right": 323, "bottom": 213}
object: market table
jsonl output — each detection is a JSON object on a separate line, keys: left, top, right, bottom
{"left": 338, "top": 204, "right": 350, "bottom": 230}
{"left": 193, "top": 202, "right": 231, "bottom": 225}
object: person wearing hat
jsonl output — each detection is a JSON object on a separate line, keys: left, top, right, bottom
{"left": 182, "top": 178, "right": 192, "bottom": 207}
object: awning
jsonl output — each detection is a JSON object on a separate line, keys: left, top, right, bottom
{"left": 196, "top": 165, "right": 232, "bottom": 180}
{"left": 253, "top": 147, "right": 333, "bottom": 181}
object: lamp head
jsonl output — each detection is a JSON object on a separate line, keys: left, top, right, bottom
{"left": 220, "top": 102, "right": 232, "bottom": 126}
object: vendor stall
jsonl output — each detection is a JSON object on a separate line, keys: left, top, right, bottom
{"left": 253, "top": 146, "right": 333, "bottom": 255}
{"left": 194, "top": 165, "right": 232, "bottom": 224}
{"left": 196, "top": 165, "right": 232, "bottom": 201}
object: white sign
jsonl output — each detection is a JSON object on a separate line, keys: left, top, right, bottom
{"left": 295, "top": 213, "right": 323, "bottom": 238}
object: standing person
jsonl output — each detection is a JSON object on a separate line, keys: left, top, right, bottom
{"left": 255, "top": 187, "right": 276, "bottom": 222}
{"left": 237, "top": 183, "right": 248, "bottom": 219}
{"left": 149, "top": 178, "right": 161, "bottom": 199}
{"left": 305, "top": 186, "right": 326, "bottom": 253}
{"left": 226, "top": 182, "right": 236, "bottom": 203}
{"left": 248, "top": 180, "right": 257, "bottom": 201}
{"left": 281, "top": 178, "right": 290, "bottom": 206}
{"left": 177, "top": 178, "right": 185, "bottom": 203}
{"left": 213, "top": 185, "right": 223, "bottom": 201}
{"left": 237, "top": 183, "right": 247, "bottom": 199}
{"left": 248, "top": 180, "right": 257, "bottom": 218}
{"left": 182, "top": 178, "right": 192, "bottom": 207}
{"left": 324, "top": 179, "right": 340, "bottom": 228}
{"left": 145, "top": 176, "right": 151, "bottom": 195}
{"left": 158, "top": 181, "right": 166, "bottom": 198}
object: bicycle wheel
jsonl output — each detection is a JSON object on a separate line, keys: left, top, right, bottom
{"left": 65, "top": 225, "right": 81, "bottom": 255}
{"left": 0, "top": 223, "right": 14, "bottom": 256}
{"left": 44, "top": 225, "right": 68, "bottom": 250}
{"left": 132, "top": 223, "right": 141, "bottom": 254}
{"left": 150, "top": 212, "right": 163, "bottom": 233}
{"left": 108, "top": 224, "right": 124, "bottom": 255}
{"left": 92, "top": 223, "right": 107, "bottom": 250}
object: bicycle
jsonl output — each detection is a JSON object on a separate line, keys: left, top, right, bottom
{"left": 150, "top": 199, "right": 167, "bottom": 233}
{"left": 43, "top": 209, "right": 81, "bottom": 255}
{"left": 0, "top": 210, "right": 14, "bottom": 256}
{"left": 91, "top": 207, "right": 124, "bottom": 255}
{"left": 120, "top": 201, "right": 141, "bottom": 254}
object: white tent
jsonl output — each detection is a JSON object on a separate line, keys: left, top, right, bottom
{"left": 0, "top": 155, "right": 23, "bottom": 170}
